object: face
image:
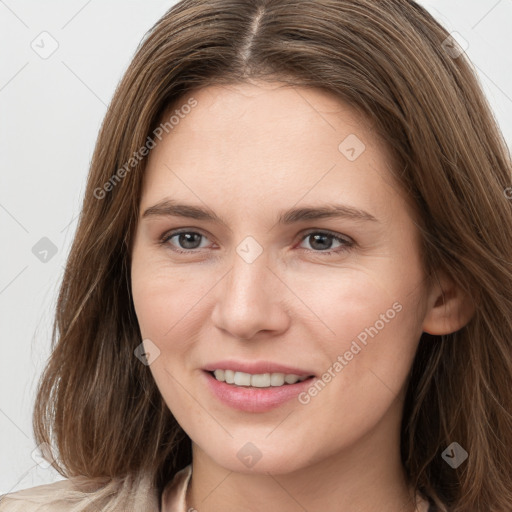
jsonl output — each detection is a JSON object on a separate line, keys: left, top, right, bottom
{"left": 130, "top": 81, "right": 433, "bottom": 475}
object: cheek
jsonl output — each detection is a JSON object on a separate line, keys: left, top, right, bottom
{"left": 300, "top": 265, "right": 425, "bottom": 393}
{"left": 296, "top": 266, "right": 417, "bottom": 338}
{"left": 131, "top": 249, "right": 201, "bottom": 335}
{"left": 130, "top": 259, "right": 203, "bottom": 415}
{"left": 131, "top": 255, "right": 221, "bottom": 375}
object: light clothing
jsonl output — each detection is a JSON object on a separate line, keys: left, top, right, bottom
{"left": 0, "top": 464, "right": 191, "bottom": 512}
{"left": 1, "top": 464, "right": 434, "bottom": 511}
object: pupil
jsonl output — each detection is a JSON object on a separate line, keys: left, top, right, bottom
{"left": 310, "top": 234, "right": 331, "bottom": 250}
{"left": 179, "top": 233, "right": 201, "bottom": 249}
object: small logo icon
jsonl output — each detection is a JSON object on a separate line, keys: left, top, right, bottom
{"left": 32, "top": 237, "right": 58, "bottom": 263}
{"left": 31, "top": 442, "right": 55, "bottom": 469}
{"left": 134, "top": 338, "right": 161, "bottom": 366}
{"left": 441, "top": 441, "right": 468, "bottom": 468}
{"left": 30, "top": 31, "right": 59, "bottom": 59}
{"left": 338, "top": 134, "right": 366, "bottom": 161}
{"left": 237, "top": 442, "right": 263, "bottom": 468}
{"left": 441, "top": 32, "right": 469, "bottom": 59}
{"left": 236, "top": 236, "right": 263, "bottom": 264}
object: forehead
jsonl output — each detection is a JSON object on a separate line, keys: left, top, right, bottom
{"left": 162, "top": 81, "right": 375, "bottom": 145}
{"left": 140, "top": 82, "right": 409, "bottom": 224}
{"left": 146, "top": 82, "right": 390, "bottom": 167}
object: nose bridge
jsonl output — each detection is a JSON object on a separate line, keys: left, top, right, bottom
{"left": 211, "top": 235, "right": 290, "bottom": 339}
{"left": 225, "top": 237, "right": 272, "bottom": 306}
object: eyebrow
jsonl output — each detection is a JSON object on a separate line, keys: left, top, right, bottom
{"left": 141, "top": 198, "right": 378, "bottom": 226}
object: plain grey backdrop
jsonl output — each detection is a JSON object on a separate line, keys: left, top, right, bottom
{"left": 1, "top": 0, "right": 511, "bottom": 494}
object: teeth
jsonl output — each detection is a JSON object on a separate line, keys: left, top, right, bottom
{"left": 270, "top": 373, "right": 285, "bottom": 386}
{"left": 234, "top": 371, "right": 251, "bottom": 386}
{"left": 251, "top": 373, "right": 271, "bottom": 387}
{"left": 213, "top": 369, "right": 225, "bottom": 381}
{"left": 212, "top": 370, "right": 310, "bottom": 387}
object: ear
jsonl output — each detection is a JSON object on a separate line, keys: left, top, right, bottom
{"left": 422, "top": 269, "right": 475, "bottom": 335}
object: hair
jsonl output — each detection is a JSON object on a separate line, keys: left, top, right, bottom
{"left": 32, "top": 0, "right": 512, "bottom": 510}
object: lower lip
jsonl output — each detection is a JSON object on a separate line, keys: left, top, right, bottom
{"left": 203, "top": 370, "right": 315, "bottom": 413}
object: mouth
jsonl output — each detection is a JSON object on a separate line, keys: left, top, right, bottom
{"left": 207, "top": 369, "right": 314, "bottom": 388}
{"left": 202, "top": 368, "right": 316, "bottom": 413}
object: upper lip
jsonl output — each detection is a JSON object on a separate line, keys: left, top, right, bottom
{"left": 203, "top": 360, "right": 315, "bottom": 377}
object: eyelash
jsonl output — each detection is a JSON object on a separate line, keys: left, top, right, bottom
{"left": 158, "top": 228, "right": 355, "bottom": 256}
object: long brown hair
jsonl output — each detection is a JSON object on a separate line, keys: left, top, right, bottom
{"left": 33, "top": 1, "right": 512, "bottom": 510}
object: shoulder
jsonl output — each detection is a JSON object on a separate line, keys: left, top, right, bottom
{"left": 0, "top": 478, "right": 84, "bottom": 511}
{"left": 0, "top": 471, "right": 159, "bottom": 512}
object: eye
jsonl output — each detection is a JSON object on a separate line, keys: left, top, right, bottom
{"left": 159, "top": 228, "right": 354, "bottom": 256}
{"left": 159, "top": 229, "right": 212, "bottom": 253}
{"left": 297, "top": 230, "right": 354, "bottom": 255}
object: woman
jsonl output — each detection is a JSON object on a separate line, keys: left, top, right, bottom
{"left": 1, "top": 0, "right": 511, "bottom": 511}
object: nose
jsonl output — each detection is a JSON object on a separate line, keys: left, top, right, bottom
{"left": 211, "top": 249, "right": 291, "bottom": 340}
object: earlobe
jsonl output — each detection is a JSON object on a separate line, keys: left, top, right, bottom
{"left": 421, "top": 270, "right": 475, "bottom": 335}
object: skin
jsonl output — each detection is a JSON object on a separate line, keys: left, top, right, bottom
{"left": 130, "top": 81, "right": 474, "bottom": 512}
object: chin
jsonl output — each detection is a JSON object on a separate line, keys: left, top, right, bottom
{"left": 194, "top": 434, "right": 317, "bottom": 475}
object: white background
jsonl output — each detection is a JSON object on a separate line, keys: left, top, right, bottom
{"left": 1, "top": 0, "right": 511, "bottom": 493}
